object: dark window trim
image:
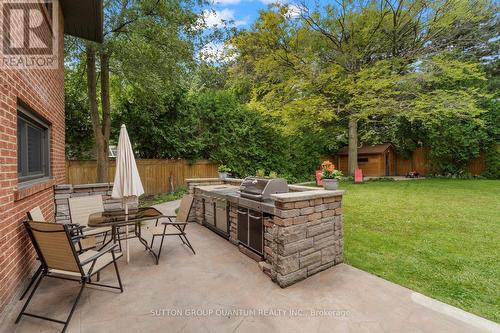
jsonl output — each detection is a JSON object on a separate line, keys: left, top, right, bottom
{"left": 357, "top": 157, "right": 369, "bottom": 164}
{"left": 17, "top": 104, "right": 51, "bottom": 184}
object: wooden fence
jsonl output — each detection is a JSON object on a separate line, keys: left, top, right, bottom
{"left": 395, "top": 148, "right": 487, "bottom": 176}
{"left": 66, "top": 159, "right": 219, "bottom": 195}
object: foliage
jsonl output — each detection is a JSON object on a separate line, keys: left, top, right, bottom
{"left": 320, "top": 160, "right": 343, "bottom": 180}
{"left": 218, "top": 164, "right": 231, "bottom": 173}
{"left": 111, "top": 86, "right": 320, "bottom": 182}
{"left": 484, "top": 146, "right": 500, "bottom": 179}
{"left": 65, "top": 67, "right": 94, "bottom": 159}
{"left": 403, "top": 56, "right": 491, "bottom": 174}
{"left": 255, "top": 169, "right": 265, "bottom": 177}
{"left": 64, "top": 0, "right": 204, "bottom": 162}
{"left": 139, "top": 187, "right": 187, "bottom": 207}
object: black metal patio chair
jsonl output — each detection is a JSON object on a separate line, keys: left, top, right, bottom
{"left": 16, "top": 220, "right": 123, "bottom": 333}
{"left": 147, "top": 195, "right": 196, "bottom": 260}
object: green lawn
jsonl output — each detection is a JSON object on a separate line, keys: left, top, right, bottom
{"left": 332, "top": 179, "right": 499, "bottom": 322}
{"left": 139, "top": 187, "right": 186, "bottom": 207}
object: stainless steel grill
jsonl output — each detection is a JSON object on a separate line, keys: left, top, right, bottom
{"left": 239, "top": 177, "right": 288, "bottom": 201}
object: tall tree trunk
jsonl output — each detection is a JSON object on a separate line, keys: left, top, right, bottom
{"left": 100, "top": 50, "right": 111, "bottom": 181}
{"left": 347, "top": 118, "right": 358, "bottom": 176}
{"left": 86, "top": 44, "right": 107, "bottom": 182}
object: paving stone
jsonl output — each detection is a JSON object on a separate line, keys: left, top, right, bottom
{"left": 300, "top": 207, "right": 315, "bottom": 215}
{"left": 327, "top": 202, "right": 341, "bottom": 210}
{"left": 264, "top": 246, "right": 273, "bottom": 256}
{"left": 307, "top": 212, "right": 322, "bottom": 222}
{"left": 307, "top": 221, "right": 333, "bottom": 237}
{"left": 274, "top": 209, "right": 300, "bottom": 219}
{"left": 314, "top": 231, "right": 334, "bottom": 242}
{"left": 294, "top": 201, "right": 309, "bottom": 209}
{"left": 293, "top": 215, "right": 308, "bottom": 225}
{"left": 314, "top": 204, "right": 328, "bottom": 213}
{"left": 273, "top": 217, "right": 293, "bottom": 227}
{"left": 300, "top": 247, "right": 317, "bottom": 257}
{"left": 277, "top": 224, "right": 307, "bottom": 244}
{"left": 299, "top": 250, "right": 321, "bottom": 268}
{"left": 276, "top": 253, "right": 299, "bottom": 275}
{"left": 307, "top": 216, "right": 335, "bottom": 227}
{"left": 314, "top": 235, "right": 335, "bottom": 250}
{"left": 275, "top": 202, "right": 295, "bottom": 209}
{"left": 277, "top": 238, "right": 313, "bottom": 256}
{"left": 322, "top": 209, "right": 336, "bottom": 218}
{"left": 276, "top": 268, "right": 307, "bottom": 287}
{"left": 54, "top": 184, "right": 72, "bottom": 190}
{"left": 321, "top": 246, "right": 336, "bottom": 264}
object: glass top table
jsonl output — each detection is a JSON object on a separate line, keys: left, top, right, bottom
{"left": 88, "top": 207, "right": 165, "bottom": 264}
{"left": 88, "top": 207, "right": 164, "bottom": 227}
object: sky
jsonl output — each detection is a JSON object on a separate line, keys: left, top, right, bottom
{"left": 199, "top": 0, "right": 301, "bottom": 61}
{"left": 203, "top": 0, "right": 274, "bottom": 30}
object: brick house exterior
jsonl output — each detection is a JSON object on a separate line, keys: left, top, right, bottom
{"left": 0, "top": 0, "right": 102, "bottom": 315}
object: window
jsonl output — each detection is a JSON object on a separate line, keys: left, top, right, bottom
{"left": 17, "top": 105, "right": 50, "bottom": 183}
{"left": 357, "top": 157, "right": 369, "bottom": 164}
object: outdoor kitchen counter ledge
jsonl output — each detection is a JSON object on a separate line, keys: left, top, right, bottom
{"left": 271, "top": 189, "right": 345, "bottom": 202}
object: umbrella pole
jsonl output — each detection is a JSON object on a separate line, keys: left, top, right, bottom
{"left": 124, "top": 198, "right": 130, "bottom": 264}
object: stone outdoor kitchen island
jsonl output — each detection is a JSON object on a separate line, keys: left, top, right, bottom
{"left": 186, "top": 178, "right": 344, "bottom": 287}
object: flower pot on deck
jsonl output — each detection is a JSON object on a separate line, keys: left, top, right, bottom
{"left": 322, "top": 179, "right": 339, "bottom": 190}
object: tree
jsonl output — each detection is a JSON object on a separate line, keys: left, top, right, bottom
{"left": 64, "top": 65, "right": 94, "bottom": 159}
{"left": 230, "top": 0, "right": 496, "bottom": 175}
{"left": 65, "top": 0, "right": 201, "bottom": 181}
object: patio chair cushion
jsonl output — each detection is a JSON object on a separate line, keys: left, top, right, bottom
{"left": 27, "top": 206, "right": 45, "bottom": 222}
{"left": 68, "top": 195, "right": 104, "bottom": 227}
{"left": 49, "top": 250, "right": 122, "bottom": 277}
{"left": 175, "top": 195, "right": 194, "bottom": 223}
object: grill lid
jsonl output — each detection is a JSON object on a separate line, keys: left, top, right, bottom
{"left": 239, "top": 177, "right": 288, "bottom": 201}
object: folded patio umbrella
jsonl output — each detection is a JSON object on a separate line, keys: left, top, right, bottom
{"left": 112, "top": 124, "right": 144, "bottom": 263}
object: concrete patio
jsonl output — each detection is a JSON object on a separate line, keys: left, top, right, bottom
{"left": 1, "top": 201, "right": 497, "bottom": 333}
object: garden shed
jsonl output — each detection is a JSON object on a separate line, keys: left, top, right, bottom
{"left": 335, "top": 143, "right": 396, "bottom": 177}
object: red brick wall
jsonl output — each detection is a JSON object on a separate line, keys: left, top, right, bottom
{"left": 0, "top": 5, "right": 65, "bottom": 313}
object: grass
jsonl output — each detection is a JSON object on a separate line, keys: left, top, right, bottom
{"left": 139, "top": 187, "right": 186, "bottom": 207}
{"left": 310, "top": 179, "right": 500, "bottom": 322}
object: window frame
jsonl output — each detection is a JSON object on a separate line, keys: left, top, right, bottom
{"left": 357, "top": 157, "right": 369, "bottom": 164}
{"left": 17, "top": 105, "right": 51, "bottom": 185}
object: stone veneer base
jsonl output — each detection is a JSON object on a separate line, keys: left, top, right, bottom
{"left": 186, "top": 178, "right": 344, "bottom": 288}
{"left": 53, "top": 183, "right": 138, "bottom": 224}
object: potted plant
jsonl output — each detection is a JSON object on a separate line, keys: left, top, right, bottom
{"left": 218, "top": 164, "right": 231, "bottom": 179}
{"left": 321, "top": 160, "right": 343, "bottom": 190}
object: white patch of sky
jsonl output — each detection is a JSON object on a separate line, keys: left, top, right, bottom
{"left": 204, "top": 0, "right": 282, "bottom": 29}
{"left": 199, "top": 41, "right": 236, "bottom": 62}
{"left": 199, "top": 0, "right": 302, "bottom": 62}
{"left": 202, "top": 8, "right": 249, "bottom": 27}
